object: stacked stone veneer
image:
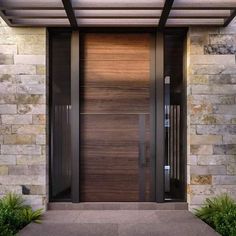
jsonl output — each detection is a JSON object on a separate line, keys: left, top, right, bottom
{"left": 0, "top": 19, "right": 46, "bottom": 209}
{"left": 188, "top": 23, "right": 236, "bottom": 210}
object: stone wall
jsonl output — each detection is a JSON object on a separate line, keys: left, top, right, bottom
{"left": 0, "top": 19, "right": 46, "bottom": 209}
{"left": 188, "top": 23, "right": 236, "bottom": 210}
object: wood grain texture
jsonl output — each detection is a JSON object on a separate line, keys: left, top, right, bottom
{"left": 80, "top": 33, "right": 152, "bottom": 202}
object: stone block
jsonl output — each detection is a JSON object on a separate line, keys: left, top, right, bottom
{"left": 22, "top": 185, "right": 46, "bottom": 195}
{"left": 0, "top": 185, "right": 22, "bottom": 194}
{"left": 209, "top": 34, "right": 236, "bottom": 44}
{"left": 227, "top": 162, "right": 236, "bottom": 175}
{"left": 16, "top": 155, "right": 45, "bottom": 165}
{"left": 192, "top": 85, "right": 236, "bottom": 95}
{"left": 0, "top": 83, "right": 16, "bottom": 94}
{"left": 190, "top": 114, "right": 233, "bottom": 125}
{"left": 223, "top": 135, "right": 236, "bottom": 144}
{"left": 213, "top": 144, "right": 236, "bottom": 155}
{"left": 190, "top": 95, "right": 235, "bottom": 105}
{"left": 0, "top": 155, "right": 16, "bottom": 165}
{"left": 197, "top": 155, "right": 230, "bottom": 165}
{"left": 0, "top": 94, "right": 15, "bottom": 104}
{"left": 1, "top": 115, "right": 32, "bottom": 124}
{"left": 190, "top": 145, "right": 213, "bottom": 155}
{"left": 208, "top": 74, "right": 236, "bottom": 84}
{"left": 204, "top": 44, "right": 236, "bottom": 55}
{"left": 3, "top": 134, "right": 35, "bottom": 145}
{"left": 190, "top": 44, "right": 204, "bottom": 55}
{"left": 191, "top": 55, "right": 235, "bottom": 65}
{"left": 12, "top": 125, "right": 45, "bottom": 135}
{"left": 190, "top": 195, "right": 214, "bottom": 205}
{"left": 36, "top": 135, "right": 46, "bottom": 145}
{"left": 222, "top": 66, "right": 236, "bottom": 74}
{"left": 188, "top": 185, "right": 213, "bottom": 195}
{"left": 213, "top": 105, "right": 236, "bottom": 114}
{"left": 0, "top": 166, "right": 8, "bottom": 175}
{"left": 189, "top": 75, "right": 208, "bottom": 84}
{"left": 17, "top": 75, "right": 45, "bottom": 84}
{"left": 14, "top": 55, "right": 45, "bottom": 65}
{"left": 191, "top": 175, "right": 212, "bottom": 185}
{"left": 7, "top": 27, "right": 46, "bottom": 36}
{"left": 16, "top": 84, "right": 45, "bottom": 95}
{"left": 190, "top": 135, "right": 222, "bottom": 145}
{"left": 190, "top": 165, "right": 226, "bottom": 175}
{"left": 0, "top": 175, "right": 45, "bottom": 185}
{"left": 15, "top": 94, "right": 45, "bottom": 104}
{"left": 0, "top": 65, "right": 36, "bottom": 75}
{"left": 16, "top": 35, "right": 46, "bottom": 55}
{"left": 190, "top": 103, "right": 212, "bottom": 114}
{"left": 190, "top": 65, "right": 225, "bottom": 75}
{"left": 213, "top": 176, "right": 236, "bottom": 185}
{"left": 0, "top": 45, "right": 17, "bottom": 54}
{"left": 1, "top": 145, "right": 41, "bottom": 155}
{"left": 196, "top": 125, "right": 236, "bottom": 135}
{"left": 0, "top": 125, "right": 11, "bottom": 135}
{"left": 17, "top": 104, "right": 46, "bottom": 114}
{"left": 8, "top": 165, "right": 45, "bottom": 176}
{"left": 188, "top": 155, "right": 197, "bottom": 165}
{"left": 0, "top": 54, "right": 14, "bottom": 65}
{"left": 32, "top": 114, "right": 46, "bottom": 124}
{"left": 36, "top": 65, "right": 46, "bottom": 75}
{"left": 0, "top": 104, "right": 17, "bottom": 114}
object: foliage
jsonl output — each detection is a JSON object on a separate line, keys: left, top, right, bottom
{"left": 195, "top": 194, "right": 236, "bottom": 236}
{"left": 0, "top": 193, "right": 43, "bottom": 236}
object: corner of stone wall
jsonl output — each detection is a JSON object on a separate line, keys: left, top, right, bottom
{"left": 0, "top": 18, "right": 47, "bottom": 210}
{"left": 187, "top": 25, "right": 236, "bottom": 211}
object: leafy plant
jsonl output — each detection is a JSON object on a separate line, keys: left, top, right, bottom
{"left": 0, "top": 193, "right": 43, "bottom": 235}
{"left": 195, "top": 194, "right": 236, "bottom": 236}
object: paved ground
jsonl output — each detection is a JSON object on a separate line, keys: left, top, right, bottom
{"left": 19, "top": 210, "right": 220, "bottom": 236}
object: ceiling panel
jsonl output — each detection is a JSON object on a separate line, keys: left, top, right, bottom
{"left": 0, "top": 0, "right": 235, "bottom": 27}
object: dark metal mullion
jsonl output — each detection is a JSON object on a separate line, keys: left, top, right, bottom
{"left": 62, "top": 0, "right": 78, "bottom": 29}
{"left": 71, "top": 31, "right": 80, "bottom": 203}
{"left": 150, "top": 33, "right": 157, "bottom": 202}
{"left": 158, "top": 0, "right": 174, "bottom": 30}
{"left": 223, "top": 9, "right": 236, "bottom": 27}
{"left": 155, "top": 31, "right": 165, "bottom": 203}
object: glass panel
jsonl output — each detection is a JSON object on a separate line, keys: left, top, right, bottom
{"left": 50, "top": 31, "right": 72, "bottom": 201}
{"left": 164, "top": 32, "right": 186, "bottom": 201}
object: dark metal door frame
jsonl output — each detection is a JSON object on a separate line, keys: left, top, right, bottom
{"left": 70, "top": 29, "right": 165, "bottom": 203}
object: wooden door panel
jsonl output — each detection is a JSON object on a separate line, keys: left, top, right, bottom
{"left": 80, "top": 33, "right": 152, "bottom": 202}
{"left": 81, "top": 87, "right": 150, "bottom": 114}
{"left": 81, "top": 33, "right": 150, "bottom": 61}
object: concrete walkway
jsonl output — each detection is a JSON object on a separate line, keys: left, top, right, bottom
{"left": 19, "top": 210, "right": 220, "bottom": 236}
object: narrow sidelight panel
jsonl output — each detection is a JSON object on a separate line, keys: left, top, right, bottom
{"left": 71, "top": 31, "right": 80, "bottom": 203}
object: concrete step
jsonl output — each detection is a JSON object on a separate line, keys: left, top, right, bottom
{"left": 48, "top": 202, "right": 188, "bottom": 210}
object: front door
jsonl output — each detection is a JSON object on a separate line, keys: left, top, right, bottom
{"left": 79, "top": 33, "right": 154, "bottom": 201}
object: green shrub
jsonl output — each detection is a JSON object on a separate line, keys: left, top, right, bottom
{"left": 0, "top": 193, "right": 43, "bottom": 236}
{"left": 195, "top": 194, "right": 236, "bottom": 236}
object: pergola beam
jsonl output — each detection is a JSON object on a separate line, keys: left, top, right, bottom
{"left": 61, "top": 0, "right": 77, "bottom": 29}
{"left": 224, "top": 9, "right": 236, "bottom": 27}
{"left": 159, "top": 0, "right": 174, "bottom": 30}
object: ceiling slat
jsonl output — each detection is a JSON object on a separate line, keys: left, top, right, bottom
{"left": 167, "top": 18, "right": 225, "bottom": 26}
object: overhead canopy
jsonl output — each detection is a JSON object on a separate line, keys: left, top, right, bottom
{"left": 0, "top": 0, "right": 236, "bottom": 28}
